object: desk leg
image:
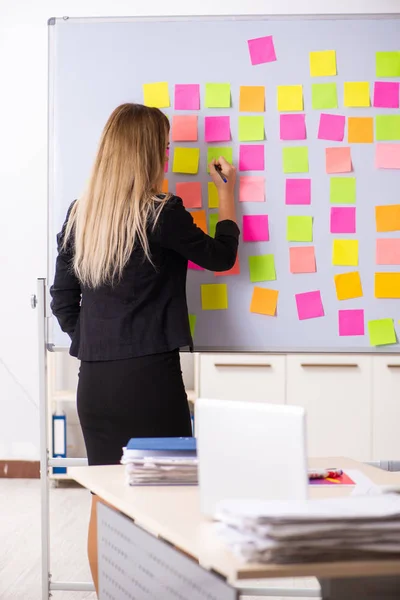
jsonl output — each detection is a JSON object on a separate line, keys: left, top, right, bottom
{"left": 319, "top": 575, "right": 400, "bottom": 599}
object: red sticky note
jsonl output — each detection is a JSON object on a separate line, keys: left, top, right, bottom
{"left": 285, "top": 178, "right": 311, "bottom": 205}
{"left": 205, "top": 116, "right": 230, "bottom": 142}
{"left": 375, "top": 143, "right": 400, "bottom": 169}
{"left": 280, "top": 114, "right": 306, "bottom": 140}
{"left": 172, "top": 115, "right": 198, "bottom": 141}
{"left": 373, "top": 82, "right": 399, "bottom": 108}
{"left": 247, "top": 35, "right": 276, "bottom": 65}
{"left": 318, "top": 113, "right": 345, "bottom": 142}
{"left": 330, "top": 207, "right": 356, "bottom": 234}
{"left": 239, "top": 145, "right": 265, "bottom": 171}
{"left": 176, "top": 182, "right": 202, "bottom": 209}
{"left": 215, "top": 256, "right": 241, "bottom": 277}
{"left": 376, "top": 239, "right": 400, "bottom": 265}
{"left": 174, "top": 84, "right": 200, "bottom": 110}
{"left": 239, "top": 176, "right": 265, "bottom": 202}
{"left": 289, "top": 246, "right": 316, "bottom": 274}
{"left": 295, "top": 290, "right": 324, "bottom": 320}
{"left": 188, "top": 261, "right": 204, "bottom": 271}
{"left": 164, "top": 148, "right": 169, "bottom": 173}
{"left": 338, "top": 309, "right": 365, "bottom": 336}
{"left": 326, "top": 147, "right": 352, "bottom": 174}
{"left": 243, "top": 215, "right": 269, "bottom": 242}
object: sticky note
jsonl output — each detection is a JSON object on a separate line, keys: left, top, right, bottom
{"left": 207, "top": 147, "right": 233, "bottom": 172}
{"left": 239, "top": 86, "right": 265, "bottom": 112}
{"left": 280, "top": 114, "right": 306, "bottom": 140}
{"left": 243, "top": 215, "right": 269, "bottom": 242}
{"left": 189, "top": 314, "right": 197, "bottom": 338}
{"left": 277, "top": 85, "right": 303, "bottom": 112}
{"left": 373, "top": 82, "right": 399, "bottom": 108}
{"left": 208, "top": 182, "right": 219, "bottom": 208}
{"left": 326, "top": 147, "right": 352, "bottom": 174}
{"left": 287, "top": 216, "right": 313, "bottom": 242}
{"left": 376, "top": 239, "right": 400, "bottom": 265}
{"left": 368, "top": 319, "right": 396, "bottom": 347}
{"left": 250, "top": 287, "right": 279, "bottom": 316}
{"left": 215, "top": 255, "right": 241, "bottom": 277}
{"left": 338, "top": 309, "right": 365, "bottom": 337}
{"left": 248, "top": 35, "right": 276, "bottom": 65}
{"left": 375, "top": 272, "right": 400, "bottom": 298}
{"left": 205, "top": 116, "right": 231, "bottom": 142}
{"left": 143, "top": 82, "right": 170, "bottom": 108}
{"left": 248, "top": 254, "right": 276, "bottom": 283}
{"left": 209, "top": 213, "right": 219, "bottom": 238}
{"left": 205, "top": 83, "right": 231, "bottom": 108}
{"left": 330, "top": 207, "right": 356, "bottom": 234}
{"left": 191, "top": 209, "right": 207, "bottom": 233}
{"left": 295, "top": 291, "right": 324, "bottom": 320}
{"left": 173, "top": 147, "right": 200, "bottom": 174}
{"left": 285, "top": 178, "right": 311, "bottom": 205}
{"left": 174, "top": 84, "right": 200, "bottom": 110}
{"left": 239, "top": 176, "right": 265, "bottom": 203}
{"left": 188, "top": 261, "right": 204, "bottom": 271}
{"left": 375, "top": 204, "right": 400, "bottom": 232}
{"left": 289, "top": 246, "right": 316, "bottom": 274}
{"left": 375, "top": 143, "right": 400, "bottom": 169}
{"left": 172, "top": 115, "right": 198, "bottom": 142}
{"left": 176, "top": 182, "right": 202, "bottom": 209}
{"left": 376, "top": 52, "right": 400, "bottom": 78}
{"left": 239, "top": 145, "right": 265, "bottom": 171}
{"left": 238, "top": 116, "right": 265, "bottom": 141}
{"left": 334, "top": 271, "right": 363, "bottom": 301}
{"left": 161, "top": 179, "right": 168, "bottom": 193}
{"left": 309, "top": 50, "right": 337, "bottom": 77}
{"left": 164, "top": 148, "right": 169, "bottom": 173}
{"left": 332, "top": 239, "right": 358, "bottom": 266}
{"left": 344, "top": 82, "right": 370, "bottom": 107}
{"left": 348, "top": 117, "right": 373, "bottom": 143}
{"left": 318, "top": 113, "right": 345, "bottom": 142}
{"left": 376, "top": 115, "right": 400, "bottom": 141}
{"left": 201, "top": 284, "right": 228, "bottom": 310}
{"left": 330, "top": 177, "right": 356, "bottom": 204}
{"left": 311, "top": 83, "right": 338, "bottom": 110}
{"left": 282, "top": 147, "right": 309, "bottom": 173}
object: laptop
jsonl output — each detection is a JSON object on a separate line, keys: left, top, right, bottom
{"left": 195, "top": 399, "right": 308, "bottom": 517}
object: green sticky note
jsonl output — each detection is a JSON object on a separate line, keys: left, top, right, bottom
{"left": 376, "top": 52, "right": 400, "bottom": 78}
{"left": 201, "top": 284, "right": 228, "bottom": 310}
{"left": 311, "top": 83, "right": 338, "bottom": 109}
{"left": 282, "top": 147, "right": 309, "bottom": 173}
{"left": 368, "top": 318, "right": 396, "bottom": 346}
{"left": 287, "top": 216, "right": 313, "bottom": 242}
{"left": 248, "top": 254, "right": 276, "bottom": 283}
{"left": 376, "top": 116, "right": 400, "bottom": 141}
{"left": 238, "top": 116, "right": 265, "bottom": 141}
{"left": 189, "top": 314, "right": 197, "bottom": 338}
{"left": 209, "top": 213, "right": 219, "bottom": 238}
{"left": 330, "top": 177, "right": 356, "bottom": 204}
{"left": 207, "top": 146, "right": 233, "bottom": 172}
{"left": 205, "top": 83, "right": 231, "bottom": 108}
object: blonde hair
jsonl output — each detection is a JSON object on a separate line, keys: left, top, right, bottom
{"left": 64, "top": 103, "right": 170, "bottom": 288}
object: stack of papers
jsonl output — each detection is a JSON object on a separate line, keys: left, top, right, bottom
{"left": 215, "top": 494, "right": 400, "bottom": 564}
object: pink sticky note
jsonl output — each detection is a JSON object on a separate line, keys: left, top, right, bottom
{"left": 295, "top": 291, "right": 324, "bottom": 320}
{"left": 164, "top": 148, "right": 169, "bottom": 173}
{"left": 375, "top": 143, "right": 400, "bottom": 169}
{"left": 188, "top": 260, "right": 204, "bottom": 271}
{"left": 373, "top": 82, "right": 399, "bottom": 109}
{"left": 285, "top": 178, "right": 311, "bottom": 205}
{"left": 215, "top": 256, "right": 241, "bottom": 277}
{"left": 247, "top": 35, "right": 276, "bottom": 65}
{"left": 280, "top": 114, "right": 306, "bottom": 141}
{"left": 318, "top": 113, "right": 345, "bottom": 142}
{"left": 289, "top": 246, "right": 316, "bottom": 274}
{"left": 326, "top": 147, "right": 352, "bottom": 174}
{"left": 239, "top": 145, "right": 265, "bottom": 171}
{"left": 243, "top": 215, "right": 269, "bottom": 242}
{"left": 330, "top": 207, "right": 356, "bottom": 234}
{"left": 239, "top": 176, "right": 265, "bottom": 202}
{"left": 338, "top": 309, "right": 364, "bottom": 336}
{"left": 172, "top": 115, "right": 198, "bottom": 142}
{"left": 205, "top": 116, "right": 230, "bottom": 142}
{"left": 376, "top": 239, "right": 400, "bottom": 265}
{"left": 176, "top": 182, "right": 202, "bottom": 209}
{"left": 174, "top": 84, "right": 200, "bottom": 110}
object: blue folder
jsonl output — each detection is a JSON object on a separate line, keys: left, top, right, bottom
{"left": 125, "top": 437, "right": 197, "bottom": 458}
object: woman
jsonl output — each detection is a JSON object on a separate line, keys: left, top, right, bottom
{"left": 50, "top": 102, "right": 239, "bottom": 593}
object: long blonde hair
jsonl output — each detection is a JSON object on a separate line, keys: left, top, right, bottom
{"left": 64, "top": 103, "right": 170, "bottom": 288}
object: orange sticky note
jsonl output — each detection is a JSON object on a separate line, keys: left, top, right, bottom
{"left": 239, "top": 86, "right": 265, "bottom": 112}
{"left": 191, "top": 210, "right": 207, "bottom": 233}
{"left": 375, "top": 272, "right": 400, "bottom": 298}
{"left": 375, "top": 204, "right": 400, "bottom": 232}
{"left": 334, "top": 271, "right": 363, "bottom": 301}
{"left": 176, "top": 182, "right": 202, "bottom": 209}
{"left": 161, "top": 179, "right": 168, "bottom": 193}
{"left": 171, "top": 115, "right": 198, "bottom": 141}
{"left": 326, "top": 147, "right": 352, "bottom": 174}
{"left": 215, "top": 256, "right": 241, "bottom": 277}
{"left": 250, "top": 287, "right": 279, "bottom": 316}
{"left": 348, "top": 117, "right": 374, "bottom": 143}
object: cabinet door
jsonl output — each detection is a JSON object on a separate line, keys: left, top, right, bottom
{"left": 199, "top": 354, "right": 285, "bottom": 403}
{"left": 372, "top": 356, "right": 400, "bottom": 460}
{"left": 286, "top": 355, "right": 372, "bottom": 461}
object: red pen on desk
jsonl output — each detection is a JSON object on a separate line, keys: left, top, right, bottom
{"left": 308, "top": 468, "right": 343, "bottom": 480}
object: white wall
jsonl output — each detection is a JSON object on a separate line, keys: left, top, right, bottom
{"left": 0, "top": 0, "right": 398, "bottom": 460}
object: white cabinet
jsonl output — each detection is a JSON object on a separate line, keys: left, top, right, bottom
{"left": 372, "top": 356, "right": 400, "bottom": 461}
{"left": 286, "top": 355, "right": 373, "bottom": 461}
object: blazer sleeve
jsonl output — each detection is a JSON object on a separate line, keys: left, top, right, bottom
{"left": 49, "top": 204, "right": 81, "bottom": 339}
{"left": 156, "top": 196, "right": 240, "bottom": 271}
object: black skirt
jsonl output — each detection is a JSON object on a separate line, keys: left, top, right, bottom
{"left": 77, "top": 350, "right": 192, "bottom": 466}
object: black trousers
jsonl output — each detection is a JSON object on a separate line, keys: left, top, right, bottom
{"left": 77, "top": 350, "right": 192, "bottom": 466}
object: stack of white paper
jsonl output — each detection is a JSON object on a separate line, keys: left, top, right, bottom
{"left": 121, "top": 456, "right": 198, "bottom": 486}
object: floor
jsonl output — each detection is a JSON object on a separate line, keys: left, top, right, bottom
{"left": 0, "top": 479, "right": 318, "bottom": 600}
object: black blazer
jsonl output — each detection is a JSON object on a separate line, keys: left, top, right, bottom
{"left": 50, "top": 196, "right": 240, "bottom": 361}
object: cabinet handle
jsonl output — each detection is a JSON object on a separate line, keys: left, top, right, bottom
{"left": 301, "top": 363, "right": 358, "bottom": 368}
{"left": 387, "top": 364, "right": 400, "bottom": 368}
{"left": 214, "top": 363, "right": 271, "bottom": 368}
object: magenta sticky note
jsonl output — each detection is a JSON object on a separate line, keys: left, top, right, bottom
{"left": 376, "top": 238, "right": 400, "bottom": 265}
{"left": 373, "top": 82, "right": 399, "bottom": 109}
{"left": 318, "top": 113, "right": 345, "bottom": 142}
{"left": 239, "top": 176, "right": 265, "bottom": 202}
{"left": 205, "top": 116, "right": 230, "bottom": 142}
{"left": 188, "top": 261, "right": 204, "bottom": 271}
{"left": 174, "top": 84, "right": 200, "bottom": 110}
{"left": 285, "top": 178, "right": 311, "bottom": 205}
{"left": 295, "top": 291, "right": 324, "bottom": 320}
{"left": 338, "top": 309, "right": 364, "bottom": 336}
{"left": 164, "top": 148, "right": 169, "bottom": 173}
{"left": 375, "top": 143, "right": 400, "bottom": 169}
{"left": 247, "top": 35, "right": 276, "bottom": 65}
{"left": 280, "top": 114, "right": 306, "bottom": 140}
{"left": 330, "top": 207, "right": 356, "bottom": 234}
{"left": 239, "top": 145, "right": 265, "bottom": 171}
{"left": 243, "top": 215, "right": 269, "bottom": 242}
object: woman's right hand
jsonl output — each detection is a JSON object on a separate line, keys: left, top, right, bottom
{"left": 209, "top": 157, "right": 236, "bottom": 198}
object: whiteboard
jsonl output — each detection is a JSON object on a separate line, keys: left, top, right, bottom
{"left": 48, "top": 15, "right": 400, "bottom": 352}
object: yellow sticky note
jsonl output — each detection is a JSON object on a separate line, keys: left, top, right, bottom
{"left": 375, "top": 272, "right": 400, "bottom": 298}
{"left": 332, "top": 239, "right": 358, "bottom": 266}
{"left": 208, "top": 182, "right": 219, "bottom": 208}
{"left": 334, "top": 271, "right": 363, "bottom": 301}
{"left": 143, "top": 82, "right": 170, "bottom": 108}
{"left": 277, "top": 85, "right": 303, "bottom": 112}
{"left": 172, "top": 147, "right": 200, "bottom": 174}
{"left": 201, "top": 284, "right": 228, "bottom": 310}
{"left": 309, "top": 50, "right": 337, "bottom": 77}
{"left": 344, "top": 82, "right": 370, "bottom": 107}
